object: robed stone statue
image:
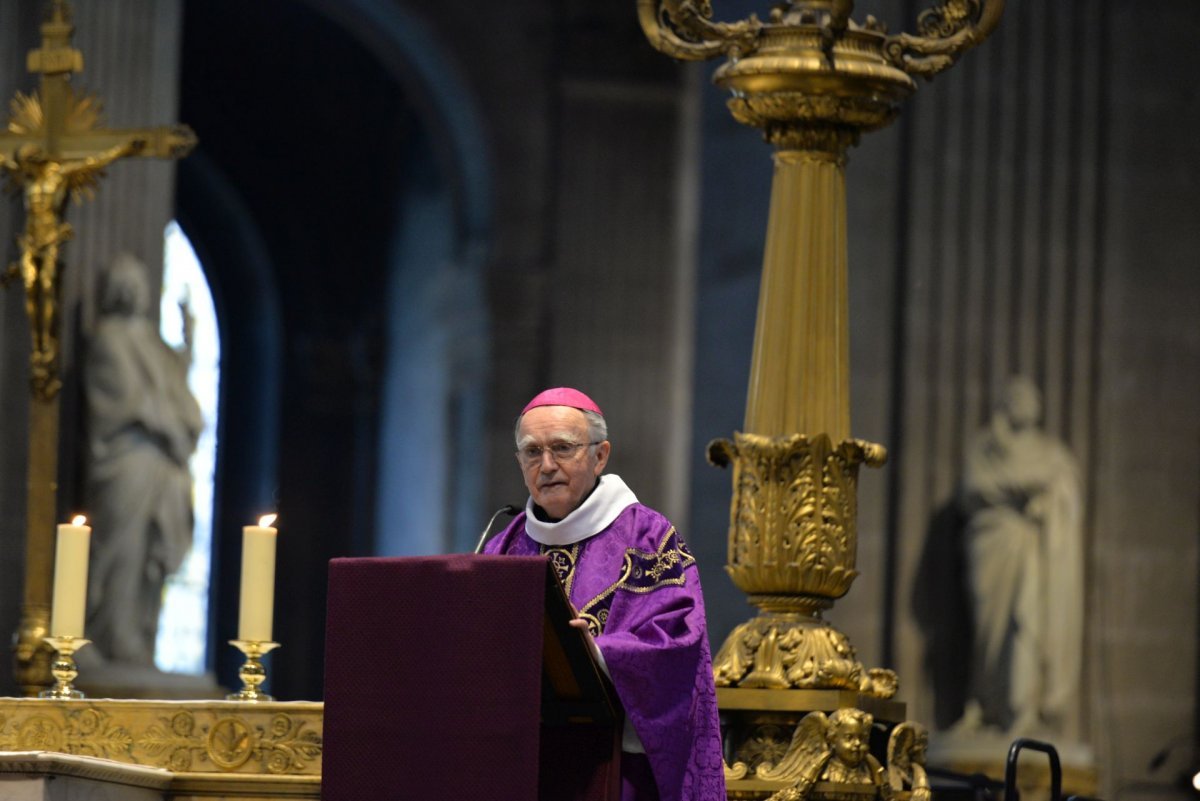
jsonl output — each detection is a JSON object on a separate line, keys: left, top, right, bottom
{"left": 83, "top": 252, "right": 202, "bottom": 667}
{"left": 953, "top": 376, "right": 1084, "bottom": 739}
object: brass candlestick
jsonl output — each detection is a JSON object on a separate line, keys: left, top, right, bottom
{"left": 39, "top": 635, "right": 89, "bottom": 699}
{"left": 227, "top": 640, "right": 280, "bottom": 701}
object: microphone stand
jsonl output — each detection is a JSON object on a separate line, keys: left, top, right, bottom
{"left": 474, "top": 504, "right": 520, "bottom": 553}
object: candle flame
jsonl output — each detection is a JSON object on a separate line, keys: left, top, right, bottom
{"left": 259, "top": 514, "right": 278, "bottom": 528}
{"left": 71, "top": 515, "right": 87, "bottom": 526}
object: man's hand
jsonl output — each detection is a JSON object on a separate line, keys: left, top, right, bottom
{"left": 569, "top": 618, "right": 605, "bottom": 669}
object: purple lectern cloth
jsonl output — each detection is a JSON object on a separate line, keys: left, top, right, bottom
{"left": 485, "top": 505, "right": 726, "bottom": 801}
{"left": 323, "top": 555, "right": 548, "bottom": 801}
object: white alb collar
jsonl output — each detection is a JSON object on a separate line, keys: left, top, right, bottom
{"left": 524, "top": 474, "right": 638, "bottom": 547}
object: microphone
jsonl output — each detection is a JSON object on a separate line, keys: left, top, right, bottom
{"left": 474, "top": 504, "right": 520, "bottom": 554}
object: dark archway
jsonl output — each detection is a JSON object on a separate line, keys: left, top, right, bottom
{"left": 297, "top": 0, "right": 494, "bottom": 556}
{"left": 178, "top": 0, "right": 492, "bottom": 697}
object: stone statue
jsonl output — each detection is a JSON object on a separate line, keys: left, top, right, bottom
{"left": 83, "top": 252, "right": 202, "bottom": 666}
{"left": 954, "top": 376, "right": 1084, "bottom": 737}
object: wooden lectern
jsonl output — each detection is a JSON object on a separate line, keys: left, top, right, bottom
{"left": 322, "top": 555, "right": 622, "bottom": 801}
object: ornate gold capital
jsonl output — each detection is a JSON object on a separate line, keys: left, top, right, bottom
{"left": 709, "top": 433, "right": 885, "bottom": 600}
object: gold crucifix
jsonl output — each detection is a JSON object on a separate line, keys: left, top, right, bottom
{"left": 4, "top": 0, "right": 196, "bottom": 694}
{"left": 0, "top": 0, "right": 196, "bottom": 400}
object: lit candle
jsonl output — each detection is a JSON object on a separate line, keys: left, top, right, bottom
{"left": 238, "top": 514, "right": 278, "bottom": 642}
{"left": 50, "top": 515, "right": 91, "bottom": 639}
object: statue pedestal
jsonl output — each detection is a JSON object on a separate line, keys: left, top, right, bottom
{"left": 718, "top": 687, "right": 906, "bottom": 721}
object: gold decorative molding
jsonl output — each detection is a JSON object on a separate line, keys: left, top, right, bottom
{"left": 716, "top": 688, "right": 904, "bottom": 720}
{"left": 0, "top": 698, "right": 322, "bottom": 778}
{"left": 883, "top": 0, "right": 1005, "bottom": 77}
{"left": 636, "top": 0, "right": 762, "bottom": 62}
{"left": 713, "top": 615, "right": 897, "bottom": 698}
{"left": 639, "top": 0, "right": 1004, "bottom": 82}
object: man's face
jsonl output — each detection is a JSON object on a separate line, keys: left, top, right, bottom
{"left": 517, "top": 405, "right": 610, "bottom": 521}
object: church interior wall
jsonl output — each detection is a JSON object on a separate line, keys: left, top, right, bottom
{"left": 0, "top": 1, "right": 1195, "bottom": 798}
{"left": 1086, "top": 2, "right": 1200, "bottom": 790}
{"left": 889, "top": 0, "right": 1113, "bottom": 735}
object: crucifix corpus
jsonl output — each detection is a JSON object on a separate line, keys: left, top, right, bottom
{"left": 3, "top": 0, "right": 196, "bottom": 693}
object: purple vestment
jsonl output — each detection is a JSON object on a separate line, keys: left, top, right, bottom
{"left": 486, "top": 502, "right": 726, "bottom": 801}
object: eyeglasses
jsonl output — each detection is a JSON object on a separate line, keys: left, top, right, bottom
{"left": 516, "top": 441, "right": 602, "bottom": 467}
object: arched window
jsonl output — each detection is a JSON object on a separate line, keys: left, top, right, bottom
{"left": 154, "top": 220, "right": 220, "bottom": 674}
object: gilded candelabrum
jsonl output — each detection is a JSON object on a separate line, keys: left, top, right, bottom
{"left": 640, "top": 1, "right": 1002, "bottom": 796}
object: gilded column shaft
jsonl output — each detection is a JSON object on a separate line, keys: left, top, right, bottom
{"left": 15, "top": 396, "right": 58, "bottom": 694}
{"left": 24, "top": 397, "right": 57, "bottom": 608}
{"left": 745, "top": 149, "right": 849, "bottom": 441}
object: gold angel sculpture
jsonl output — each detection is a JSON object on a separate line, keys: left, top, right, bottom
{"left": 759, "top": 708, "right": 887, "bottom": 801}
{"left": 886, "top": 722, "right": 932, "bottom": 801}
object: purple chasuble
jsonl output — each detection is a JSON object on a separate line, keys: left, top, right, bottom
{"left": 485, "top": 503, "right": 726, "bottom": 801}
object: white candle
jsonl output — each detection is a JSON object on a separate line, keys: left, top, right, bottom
{"left": 238, "top": 514, "right": 278, "bottom": 642}
{"left": 50, "top": 515, "right": 91, "bottom": 638}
